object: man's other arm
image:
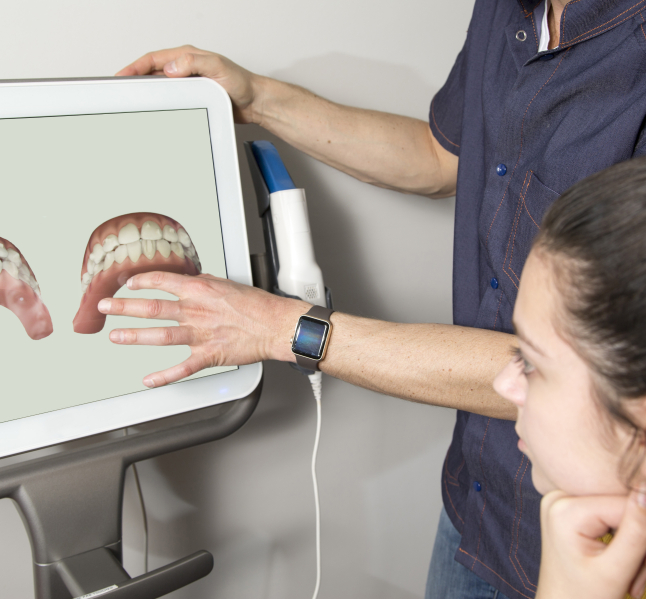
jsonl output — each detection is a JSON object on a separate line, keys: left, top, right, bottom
{"left": 117, "top": 46, "right": 458, "bottom": 199}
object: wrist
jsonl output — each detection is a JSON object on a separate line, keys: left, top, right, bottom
{"left": 268, "top": 298, "right": 310, "bottom": 363}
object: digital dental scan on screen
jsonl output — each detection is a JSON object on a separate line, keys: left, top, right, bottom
{"left": 0, "top": 106, "right": 239, "bottom": 427}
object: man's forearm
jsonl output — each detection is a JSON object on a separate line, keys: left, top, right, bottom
{"left": 276, "top": 306, "right": 517, "bottom": 420}
{"left": 254, "top": 76, "right": 458, "bottom": 198}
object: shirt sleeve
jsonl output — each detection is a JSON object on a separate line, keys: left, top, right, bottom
{"left": 429, "top": 42, "right": 468, "bottom": 157}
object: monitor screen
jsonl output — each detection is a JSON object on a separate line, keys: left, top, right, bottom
{"left": 0, "top": 107, "right": 237, "bottom": 426}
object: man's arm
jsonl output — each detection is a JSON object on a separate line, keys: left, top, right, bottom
{"left": 117, "top": 46, "right": 458, "bottom": 198}
{"left": 98, "top": 273, "right": 517, "bottom": 421}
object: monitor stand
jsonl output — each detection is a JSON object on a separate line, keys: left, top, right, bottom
{"left": 0, "top": 384, "right": 261, "bottom": 599}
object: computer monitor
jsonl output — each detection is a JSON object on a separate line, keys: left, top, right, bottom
{"left": 0, "top": 77, "right": 262, "bottom": 458}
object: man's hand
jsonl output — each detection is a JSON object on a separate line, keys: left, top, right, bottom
{"left": 117, "top": 45, "right": 458, "bottom": 197}
{"left": 98, "top": 272, "right": 308, "bottom": 388}
{"left": 536, "top": 489, "right": 646, "bottom": 599}
{"left": 116, "top": 45, "right": 261, "bottom": 124}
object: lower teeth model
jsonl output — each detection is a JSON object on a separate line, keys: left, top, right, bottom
{"left": 73, "top": 213, "right": 202, "bottom": 334}
{"left": 0, "top": 237, "right": 53, "bottom": 340}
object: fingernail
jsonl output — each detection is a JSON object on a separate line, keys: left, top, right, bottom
{"left": 97, "top": 299, "right": 111, "bottom": 313}
{"left": 165, "top": 61, "right": 177, "bottom": 74}
{"left": 143, "top": 378, "right": 155, "bottom": 388}
{"left": 110, "top": 330, "right": 124, "bottom": 343}
{"left": 126, "top": 277, "right": 134, "bottom": 289}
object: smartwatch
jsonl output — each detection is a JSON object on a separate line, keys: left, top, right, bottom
{"left": 291, "top": 305, "right": 334, "bottom": 371}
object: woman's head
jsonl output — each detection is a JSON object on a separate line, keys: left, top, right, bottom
{"left": 494, "top": 157, "right": 646, "bottom": 496}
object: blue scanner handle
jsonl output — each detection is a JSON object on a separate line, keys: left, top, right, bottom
{"left": 250, "top": 141, "right": 296, "bottom": 193}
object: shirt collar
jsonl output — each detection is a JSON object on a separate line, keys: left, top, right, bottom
{"left": 518, "top": 0, "right": 646, "bottom": 48}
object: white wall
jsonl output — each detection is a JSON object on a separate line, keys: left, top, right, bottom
{"left": 0, "top": 1, "right": 475, "bottom": 597}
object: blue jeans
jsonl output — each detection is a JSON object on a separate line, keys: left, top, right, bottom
{"left": 425, "top": 507, "right": 511, "bottom": 599}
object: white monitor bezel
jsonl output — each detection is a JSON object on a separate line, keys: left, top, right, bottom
{"left": 0, "top": 77, "right": 262, "bottom": 458}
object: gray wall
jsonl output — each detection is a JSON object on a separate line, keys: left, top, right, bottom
{"left": 0, "top": 1, "right": 475, "bottom": 597}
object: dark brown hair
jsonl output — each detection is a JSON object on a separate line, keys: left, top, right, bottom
{"left": 534, "top": 157, "right": 646, "bottom": 483}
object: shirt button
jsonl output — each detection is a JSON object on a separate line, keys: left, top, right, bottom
{"left": 491, "top": 278, "right": 499, "bottom": 289}
{"left": 496, "top": 163, "right": 507, "bottom": 176}
{"left": 473, "top": 481, "right": 482, "bottom": 492}
{"left": 539, "top": 53, "right": 554, "bottom": 61}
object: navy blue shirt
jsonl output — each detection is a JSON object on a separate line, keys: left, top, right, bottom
{"left": 429, "top": 1, "right": 646, "bottom": 598}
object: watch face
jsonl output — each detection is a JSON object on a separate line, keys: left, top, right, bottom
{"left": 292, "top": 316, "right": 329, "bottom": 360}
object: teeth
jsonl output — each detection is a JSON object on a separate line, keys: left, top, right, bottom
{"left": 127, "top": 240, "right": 142, "bottom": 263}
{"left": 142, "top": 239, "right": 156, "bottom": 260}
{"left": 118, "top": 223, "right": 140, "bottom": 245}
{"left": 82, "top": 223, "right": 200, "bottom": 294}
{"left": 114, "top": 245, "right": 128, "bottom": 264}
{"left": 6, "top": 249, "right": 21, "bottom": 266}
{"left": 163, "top": 225, "right": 178, "bottom": 243}
{"left": 102, "top": 235, "right": 119, "bottom": 253}
{"left": 90, "top": 243, "right": 106, "bottom": 264}
{"left": 141, "top": 221, "right": 163, "bottom": 241}
{"left": 18, "top": 264, "right": 31, "bottom": 284}
{"left": 170, "top": 242, "right": 184, "bottom": 259}
{"left": 103, "top": 251, "right": 115, "bottom": 271}
{"left": 156, "top": 239, "right": 171, "bottom": 259}
{"left": 0, "top": 246, "right": 7, "bottom": 259}
{"left": 177, "top": 228, "right": 191, "bottom": 248}
{"left": 3, "top": 260, "right": 18, "bottom": 279}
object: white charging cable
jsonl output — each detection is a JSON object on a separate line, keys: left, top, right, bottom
{"left": 308, "top": 371, "right": 323, "bottom": 599}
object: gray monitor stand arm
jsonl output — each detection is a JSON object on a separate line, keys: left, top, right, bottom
{"left": 0, "top": 378, "right": 261, "bottom": 599}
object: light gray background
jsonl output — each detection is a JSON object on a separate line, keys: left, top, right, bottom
{"left": 0, "top": 109, "right": 232, "bottom": 423}
{"left": 0, "top": 1, "right": 475, "bottom": 597}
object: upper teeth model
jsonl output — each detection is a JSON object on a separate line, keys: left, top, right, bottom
{"left": 0, "top": 237, "right": 53, "bottom": 340}
{"left": 73, "top": 213, "right": 202, "bottom": 335}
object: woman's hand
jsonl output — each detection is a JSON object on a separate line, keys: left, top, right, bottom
{"left": 536, "top": 488, "right": 646, "bottom": 599}
{"left": 116, "top": 45, "right": 264, "bottom": 124}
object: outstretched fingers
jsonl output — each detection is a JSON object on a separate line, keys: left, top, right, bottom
{"left": 142, "top": 353, "right": 212, "bottom": 388}
{"left": 109, "top": 325, "right": 198, "bottom": 346}
{"left": 98, "top": 296, "right": 184, "bottom": 322}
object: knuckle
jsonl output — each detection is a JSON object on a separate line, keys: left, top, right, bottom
{"left": 147, "top": 299, "right": 163, "bottom": 318}
{"left": 150, "top": 271, "right": 166, "bottom": 287}
{"left": 161, "top": 328, "right": 175, "bottom": 346}
{"left": 124, "top": 329, "right": 138, "bottom": 343}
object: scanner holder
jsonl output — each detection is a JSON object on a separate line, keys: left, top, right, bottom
{"left": 245, "top": 141, "right": 333, "bottom": 376}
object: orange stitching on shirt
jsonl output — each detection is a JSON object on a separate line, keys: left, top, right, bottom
{"left": 522, "top": 195, "right": 541, "bottom": 229}
{"left": 444, "top": 475, "right": 465, "bottom": 525}
{"left": 444, "top": 454, "right": 465, "bottom": 484}
{"left": 513, "top": 459, "right": 537, "bottom": 590}
{"left": 508, "top": 172, "right": 534, "bottom": 279}
{"left": 492, "top": 289, "right": 503, "bottom": 331}
{"left": 530, "top": 12, "right": 538, "bottom": 48}
{"left": 509, "top": 455, "right": 526, "bottom": 575}
{"left": 562, "top": 0, "right": 646, "bottom": 45}
{"left": 564, "top": 9, "right": 646, "bottom": 46}
{"left": 509, "top": 455, "right": 529, "bottom": 588}
{"left": 431, "top": 99, "right": 460, "bottom": 149}
{"left": 458, "top": 549, "right": 535, "bottom": 599}
{"left": 473, "top": 418, "right": 492, "bottom": 565}
{"left": 641, "top": 22, "right": 646, "bottom": 42}
{"left": 485, "top": 50, "right": 570, "bottom": 247}
{"left": 501, "top": 171, "right": 530, "bottom": 289}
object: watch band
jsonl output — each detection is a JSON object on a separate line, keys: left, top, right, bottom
{"left": 295, "top": 305, "right": 334, "bottom": 371}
